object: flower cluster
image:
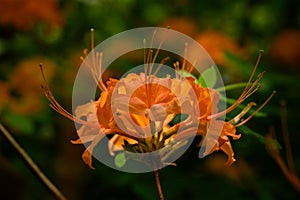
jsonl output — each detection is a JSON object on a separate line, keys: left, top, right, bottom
{"left": 41, "top": 31, "right": 274, "bottom": 170}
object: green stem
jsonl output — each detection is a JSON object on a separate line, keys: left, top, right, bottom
{"left": 216, "top": 82, "right": 248, "bottom": 92}
{"left": 0, "top": 123, "right": 67, "bottom": 200}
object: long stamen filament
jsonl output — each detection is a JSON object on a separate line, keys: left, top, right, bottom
{"left": 153, "top": 57, "right": 170, "bottom": 77}
{"left": 149, "top": 40, "right": 164, "bottom": 75}
{"left": 91, "top": 28, "right": 97, "bottom": 89}
{"left": 228, "top": 102, "right": 256, "bottom": 124}
{"left": 182, "top": 43, "right": 188, "bottom": 72}
{"left": 207, "top": 51, "right": 265, "bottom": 120}
{"left": 143, "top": 38, "right": 147, "bottom": 75}
{"left": 245, "top": 50, "right": 264, "bottom": 90}
{"left": 97, "top": 52, "right": 107, "bottom": 92}
{"left": 79, "top": 29, "right": 107, "bottom": 92}
{"left": 235, "top": 91, "right": 276, "bottom": 127}
{"left": 173, "top": 61, "right": 180, "bottom": 79}
{"left": 90, "top": 28, "right": 95, "bottom": 50}
{"left": 40, "top": 64, "right": 95, "bottom": 126}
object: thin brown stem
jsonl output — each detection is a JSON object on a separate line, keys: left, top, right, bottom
{"left": 154, "top": 170, "right": 164, "bottom": 200}
{"left": 271, "top": 152, "right": 300, "bottom": 193}
{"left": 280, "top": 101, "right": 298, "bottom": 176}
{"left": 0, "top": 123, "right": 67, "bottom": 200}
{"left": 267, "top": 127, "right": 300, "bottom": 193}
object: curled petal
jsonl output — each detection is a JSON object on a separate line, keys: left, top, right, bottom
{"left": 82, "top": 148, "right": 95, "bottom": 169}
{"left": 199, "top": 121, "right": 239, "bottom": 165}
{"left": 200, "top": 136, "right": 236, "bottom": 166}
{"left": 220, "top": 140, "right": 236, "bottom": 165}
{"left": 71, "top": 134, "right": 97, "bottom": 144}
{"left": 81, "top": 133, "right": 105, "bottom": 169}
{"left": 222, "top": 122, "right": 241, "bottom": 140}
{"left": 71, "top": 138, "right": 83, "bottom": 144}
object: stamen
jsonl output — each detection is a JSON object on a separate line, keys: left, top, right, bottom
{"left": 182, "top": 43, "right": 188, "bottom": 72}
{"left": 188, "top": 60, "right": 197, "bottom": 74}
{"left": 242, "top": 84, "right": 261, "bottom": 100}
{"left": 146, "top": 49, "right": 153, "bottom": 72}
{"left": 145, "top": 29, "right": 157, "bottom": 81}
{"left": 97, "top": 52, "right": 107, "bottom": 91}
{"left": 208, "top": 51, "right": 265, "bottom": 120}
{"left": 150, "top": 30, "right": 157, "bottom": 51}
{"left": 149, "top": 40, "right": 164, "bottom": 76}
{"left": 245, "top": 50, "right": 264, "bottom": 90}
{"left": 40, "top": 64, "right": 91, "bottom": 126}
{"left": 173, "top": 61, "right": 180, "bottom": 79}
{"left": 80, "top": 29, "right": 107, "bottom": 92}
{"left": 145, "top": 49, "right": 153, "bottom": 100}
{"left": 83, "top": 48, "right": 89, "bottom": 56}
{"left": 80, "top": 52, "right": 105, "bottom": 92}
{"left": 90, "top": 28, "right": 97, "bottom": 91}
{"left": 80, "top": 55, "right": 97, "bottom": 80}
{"left": 151, "top": 57, "right": 170, "bottom": 100}
{"left": 235, "top": 91, "right": 276, "bottom": 127}
{"left": 148, "top": 49, "right": 154, "bottom": 75}
{"left": 228, "top": 102, "right": 256, "bottom": 124}
{"left": 40, "top": 64, "right": 74, "bottom": 121}
{"left": 90, "top": 28, "right": 95, "bottom": 50}
{"left": 242, "top": 72, "right": 265, "bottom": 99}
{"left": 143, "top": 38, "right": 149, "bottom": 97}
{"left": 143, "top": 38, "right": 147, "bottom": 75}
{"left": 153, "top": 57, "right": 170, "bottom": 77}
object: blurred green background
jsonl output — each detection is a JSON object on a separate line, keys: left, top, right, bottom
{"left": 0, "top": 0, "right": 300, "bottom": 199}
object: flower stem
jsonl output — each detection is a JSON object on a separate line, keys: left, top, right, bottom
{"left": 0, "top": 123, "right": 67, "bottom": 200}
{"left": 154, "top": 170, "right": 164, "bottom": 200}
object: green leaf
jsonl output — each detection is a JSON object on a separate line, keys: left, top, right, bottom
{"left": 115, "top": 152, "right": 126, "bottom": 168}
{"left": 198, "top": 65, "right": 217, "bottom": 88}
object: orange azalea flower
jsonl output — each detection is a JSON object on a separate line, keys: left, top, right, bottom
{"left": 40, "top": 31, "right": 275, "bottom": 169}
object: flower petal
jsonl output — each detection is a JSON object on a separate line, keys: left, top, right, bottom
{"left": 74, "top": 101, "right": 96, "bottom": 118}
{"left": 220, "top": 140, "right": 236, "bottom": 165}
{"left": 81, "top": 133, "right": 105, "bottom": 169}
{"left": 108, "top": 135, "right": 137, "bottom": 156}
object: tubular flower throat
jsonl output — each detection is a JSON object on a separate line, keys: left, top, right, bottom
{"left": 41, "top": 31, "right": 275, "bottom": 169}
